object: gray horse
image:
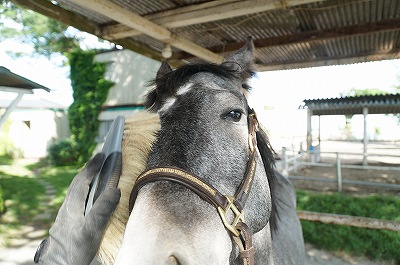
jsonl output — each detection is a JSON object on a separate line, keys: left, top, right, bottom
{"left": 114, "top": 39, "right": 305, "bottom": 265}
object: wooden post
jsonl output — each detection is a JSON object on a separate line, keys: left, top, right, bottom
{"left": 336, "top": 152, "right": 342, "bottom": 192}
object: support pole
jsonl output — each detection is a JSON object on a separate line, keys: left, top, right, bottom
{"left": 336, "top": 152, "right": 342, "bottom": 192}
{"left": 0, "top": 93, "right": 23, "bottom": 128}
{"left": 318, "top": 115, "right": 321, "bottom": 147}
{"left": 363, "top": 107, "right": 368, "bottom": 166}
{"left": 306, "top": 109, "right": 313, "bottom": 152}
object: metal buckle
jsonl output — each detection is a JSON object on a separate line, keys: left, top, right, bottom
{"left": 217, "top": 196, "right": 244, "bottom": 237}
{"left": 248, "top": 113, "right": 259, "bottom": 153}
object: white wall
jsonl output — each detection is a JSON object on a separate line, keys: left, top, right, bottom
{"left": 7, "top": 110, "right": 69, "bottom": 158}
{"left": 95, "top": 49, "right": 161, "bottom": 106}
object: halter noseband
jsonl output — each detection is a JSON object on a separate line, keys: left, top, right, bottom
{"left": 129, "top": 110, "right": 259, "bottom": 265}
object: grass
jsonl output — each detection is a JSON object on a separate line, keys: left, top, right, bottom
{"left": 296, "top": 190, "right": 400, "bottom": 262}
{"left": 39, "top": 166, "right": 78, "bottom": 208}
{"left": 0, "top": 156, "right": 78, "bottom": 246}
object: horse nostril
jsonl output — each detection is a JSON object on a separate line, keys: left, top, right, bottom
{"left": 167, "top": 255, "right": 181, "bottom": 265}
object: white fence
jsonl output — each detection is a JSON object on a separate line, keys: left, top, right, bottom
{"left": 278, "top": 149, "right": 400, "bottom": 192}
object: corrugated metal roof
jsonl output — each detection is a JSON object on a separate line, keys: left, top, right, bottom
{"left": 300, "top": 94, "right": 400, "bottom": 115}
{"left": 14, "top": 0, "right": 400, "bottom": 71}
{"left": 0, "top": 67, "right": 50, "bottom": 92}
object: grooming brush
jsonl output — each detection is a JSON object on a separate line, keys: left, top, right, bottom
{"left": 85, "top": 116, "right": 125, "bottom": 216}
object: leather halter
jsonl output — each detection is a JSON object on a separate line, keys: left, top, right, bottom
{"left": 129, "top": 110, "right": 259, "bottom": 265}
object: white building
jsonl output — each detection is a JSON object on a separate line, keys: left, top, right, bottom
{"left": 94, "top": 49, "right": 161, "bottom": 142}
{"left": 0, "top": 94, "right": 69, "bottom": 158}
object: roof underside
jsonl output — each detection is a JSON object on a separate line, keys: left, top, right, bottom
{"left": 13, "top": 0, "right": 400, "bottom": 71}
{"left": 301, "top": 94, "right": 400, "bottom": 115}
{"left": 0, "top": 66, "right": 50, "bottom": 92}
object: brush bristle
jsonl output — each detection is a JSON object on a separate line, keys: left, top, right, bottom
{"left": 97, "top": 111, "right": 160, "bottom": 265}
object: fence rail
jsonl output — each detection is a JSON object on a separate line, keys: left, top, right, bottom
{"left": 279, "top": 150, "right": 400, "bottom": 192}
{"left": 278, "top": 149, "right": 400, "bottom": 231}
{"left": 297, "top": 211, "right": 400, "bottom": 232}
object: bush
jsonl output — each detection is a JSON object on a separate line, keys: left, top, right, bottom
{"left": 0, "top": 185, "right": 4, "bottom": 213}
{"left": 46, "top": 50, "right": 113, "bottom": 167}
{"left": 48, "top": 139, "right": 78, "bottom": 166}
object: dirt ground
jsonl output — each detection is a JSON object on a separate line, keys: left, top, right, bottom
{"left": 291, "top": 164, "right": 400, "bottom": 195}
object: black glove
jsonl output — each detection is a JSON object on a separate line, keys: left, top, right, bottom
{"left": 34, "top": 153, "right": 121, "bottom": 264}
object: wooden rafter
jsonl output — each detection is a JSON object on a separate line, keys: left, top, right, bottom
{"left": 258, "top": 50, "right": 400, "bottom": 71}
{"left": 67, "top": 0, "right": 224, "bottom": 63}
{"left": 173, "top": 17, "right": 400, "bottom": 60}
{"left": 9, "top": 0, "right": 164, "bottom": 61}
{"left": 101, "top": 0, "right": 327, "bottom": 40}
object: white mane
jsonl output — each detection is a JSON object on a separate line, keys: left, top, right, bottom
{"left": 98, "top": 111, "right": 160, "bottom": 265}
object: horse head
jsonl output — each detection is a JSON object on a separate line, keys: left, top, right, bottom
{"left": 110, "top": 38, "right": 304, "bottom": 265}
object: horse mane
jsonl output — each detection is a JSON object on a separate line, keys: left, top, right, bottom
{"left": 98, "top": 111, "right": 161, "bottom": 265}
{"left": 255, "top": 125, "right": 279, "bottom": 233}
{"left": 145, "top": 62, "right": 255, "bottom": 112}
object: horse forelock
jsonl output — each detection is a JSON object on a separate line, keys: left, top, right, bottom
{"left": 145, "top": 62, "right": 255, "bottom": 112}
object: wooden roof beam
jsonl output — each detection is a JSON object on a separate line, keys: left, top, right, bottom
{"left": 9, "top": 0, "right": 164, "bottom": 61}
{"left": 101, "top": 0, "right": 327, "bottom": 40}
{"left": 68, "top": 0, "right": 224, "bottom": 64}
{"left": 173, "top": 17, "right": 400, "bottom": 60}
{"left": 257, "top": 50, "right": 400, "bottom": 71}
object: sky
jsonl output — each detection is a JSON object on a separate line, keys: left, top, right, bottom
{"left": 0, "top": 30, "right": 114, "bottom": 106}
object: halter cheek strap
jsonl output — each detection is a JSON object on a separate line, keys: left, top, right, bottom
{"left": 128, "top": 110, "right": 259, "bottom": 265}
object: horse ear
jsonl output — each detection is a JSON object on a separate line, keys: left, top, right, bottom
{"left": 223, "top": 36, "right": 255, "bottom": 74}
{"left": 157, "top": 61, "right": 173, "bottom": 79}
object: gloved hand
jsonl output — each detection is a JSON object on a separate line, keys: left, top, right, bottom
{"left": 34, "top": 153, "right": 121, "bottom": 265}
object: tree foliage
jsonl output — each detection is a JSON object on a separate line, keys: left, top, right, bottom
{"left": 49, "top": 51, "right": 113, "bottom": 166}
{"left": 67, "top": 50, "right": 113, "bottom": 165}
{"left": 0, "top": 0, "right": 80, "bottom": 57}
{"left": 341, "top": 88, "right": 388, "bottom": 98}
{"left": 1, "top": 1, "right": 115, "bottom": 166}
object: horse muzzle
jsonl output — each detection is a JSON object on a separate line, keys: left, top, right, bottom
{"left": 114, "top": 181, "right": 233, "bottom": 265}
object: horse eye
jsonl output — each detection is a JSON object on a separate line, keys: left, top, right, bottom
{"left": 224, "top": 110, "right": 242, "bottom": 122}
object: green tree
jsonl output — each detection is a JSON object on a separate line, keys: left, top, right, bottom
{"left": 48, "top": 51, "right": 113, "bottom": 166}
{"left": 394, "top": 76, "right": 400, "bottom": 124}
{"left": 0, "top": 0, "right": 80, "bottom": 57}
{"left": 340, "top": 88, "right": 388, "bottom": 138}
{"left": 1, "top": 1, "right": 115, "bottom": 166}
{"left": 342, "top": 88, "right": 388, "bottom": 97}
{"left": 67, "top": 50, "right": 113, "bottom": 165}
